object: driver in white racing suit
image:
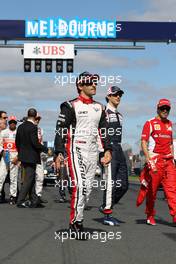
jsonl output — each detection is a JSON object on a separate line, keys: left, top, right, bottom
{"left": 0, "top": 116, "right": 19, "bottom": 204}
{"left": 54, "top": 71, "right": 112, "bottom": 240}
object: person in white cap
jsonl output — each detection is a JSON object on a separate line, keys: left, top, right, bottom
{"left": 0, "top": 115, "right": 19, "bottom": 204}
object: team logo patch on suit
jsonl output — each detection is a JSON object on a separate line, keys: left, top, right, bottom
{"left": 78, "top": 111, "right": 88, "bottom": 115}
{"left": 167, "top": 126, "right": 172, "bottom": 131}
{"left": 154, "top": 124, "right": 161, "bottom": 130}
{"left": 93, "top": 107, "right": 100, "bottom": 112}
{"left": 109, "top": 114, "right": 118, "bottom": 122}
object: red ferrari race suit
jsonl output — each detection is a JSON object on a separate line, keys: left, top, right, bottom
{"left": 136, "top": 165, "right": 150, "bottom": 207}
{"left": 141, "top": 117, "right": 176, "bottom": 217}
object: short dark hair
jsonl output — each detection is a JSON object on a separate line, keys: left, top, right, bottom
{"left": 0, "top": 111, "right": 7, "bottom": 118}
{"left": 27, "top": 108, "right": 37, "bottom": 118}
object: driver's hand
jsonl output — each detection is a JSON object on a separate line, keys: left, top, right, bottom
{"left": 55, "top": 153, "right": 64, "bottom": 171}
{"left": 48, "top": 148, "right": 52, "bottom": 156}
{"left": 12, "top": 156, "right": 18, "bottom": 165}
{"left": 101, "top": 150, "right": 112, "bottom": 166}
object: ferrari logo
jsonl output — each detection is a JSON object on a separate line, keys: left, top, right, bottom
{"left": 154, "top": 124, "right": 161, "bottom": 130}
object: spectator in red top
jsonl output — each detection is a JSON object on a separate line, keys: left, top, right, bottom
{"left": 141, "top": 98, "right": 176, "bottom": 225}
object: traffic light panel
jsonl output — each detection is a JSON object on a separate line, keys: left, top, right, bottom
{"left": 66, "top": 59, "right": 74, "bottom": 73}
{"left": 35, "top": 59, "right": 42, "bottom": 72}
{"left": 24, "top": 59, "right": 31, "bottom": 72}
{"left": 45, "top": 59, "right": 52, "bottom": 72}
{"left": 23, "top": 59, "right": 74, "bottom": 72}
{"left": 56, "top": 59, "right": 63, "bottom": 73}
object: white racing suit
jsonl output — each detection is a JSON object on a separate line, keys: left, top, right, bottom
{"left": 54, "top": 96, "right": 112, "bottom": 224}
{"left": 0, "top": 128, "right": 19, "bottom": 198}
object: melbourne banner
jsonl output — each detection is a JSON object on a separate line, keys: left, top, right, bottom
{"left": 25, "top": 18, "right": 117, "bottom": 39}
{"left": 0, "top": 20, "right": 176, "bottom": 42}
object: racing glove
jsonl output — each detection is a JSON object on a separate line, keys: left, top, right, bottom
{"left": 147, "top": 159, "right": 157, "bottom": 173}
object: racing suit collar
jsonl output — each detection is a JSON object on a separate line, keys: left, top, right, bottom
{"left": 78, "top": 95, "right": 93, "bottom": 104}
{"left": 107, "top": 103, "right": 117, "bottom": 113}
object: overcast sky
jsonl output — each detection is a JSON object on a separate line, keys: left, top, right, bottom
{"left": 0, "top": 0, "right": 176, "bottom": 152}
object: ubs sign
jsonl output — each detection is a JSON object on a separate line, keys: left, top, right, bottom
{"left": 24, "top": 43, "right": 75, "bottom": 59}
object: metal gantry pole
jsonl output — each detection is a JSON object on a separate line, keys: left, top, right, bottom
{"left": 0, "top": 43, "right": 145, "bottom": 50}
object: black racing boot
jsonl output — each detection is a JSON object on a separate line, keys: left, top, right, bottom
{"left": 0, "top": 194, "right": 6, "bottom": 204}
{"left": 69, "top": 221, "right": 89, "bottom": 240}
{"left": 9, "top": 196, "right": 17, "bottom": 205}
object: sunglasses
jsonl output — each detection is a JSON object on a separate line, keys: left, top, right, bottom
{"left": 9, "top": 121, "right": 17, "bottom": 124}
{"left": 159, "top": 106, "right": 170, "bottom": 112}
{"left": 2, "top": 116, "right": 8, "bottom": 119}
{"left": 83, "top": 81, "right": 98, "bottom": 86}
{"left": 111, "top": 93, "right": 123, "bottom": 98}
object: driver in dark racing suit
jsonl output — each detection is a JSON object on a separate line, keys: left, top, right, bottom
{"left": 99, "top": 86, "right": 128, "bottom": 226}
{"left": 54, "top": 72, "right": 112, "bottom": 240}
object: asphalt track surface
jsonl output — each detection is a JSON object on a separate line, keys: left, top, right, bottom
{"left": 0, "top": 182, "right": 176, "bottom": 264}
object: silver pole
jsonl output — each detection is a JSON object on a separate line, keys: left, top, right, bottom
{"left": 0, "top": 44, "right": 145, "bottom": 50}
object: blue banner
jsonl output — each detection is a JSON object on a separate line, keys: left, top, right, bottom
{"left": 0, "top": 20, "right": 176, "bottom": 42}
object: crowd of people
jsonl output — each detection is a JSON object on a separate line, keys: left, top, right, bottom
{"left": 0, "top": 110, "right": 49, "bottom": 207}
{"left": 1, "top": 71, "right": 176, "bottom": 241}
